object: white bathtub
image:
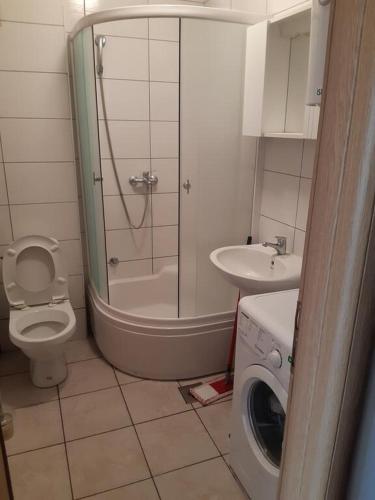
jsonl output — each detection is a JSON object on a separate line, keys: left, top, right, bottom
{"left": 88, "top": 265, "right": 235, "bottom": 380}
{"left": 109, "top": 264, "right": 178, "bottom": 318}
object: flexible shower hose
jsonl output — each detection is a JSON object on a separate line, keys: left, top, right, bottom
{"left": 98, "top": 75, "right": 150, "bottom": 230}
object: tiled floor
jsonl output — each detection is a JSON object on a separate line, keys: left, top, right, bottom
{"left": 0, "top": 339, "right": 248, "bottom": 500}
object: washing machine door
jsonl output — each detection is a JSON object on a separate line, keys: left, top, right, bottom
{"left": 239, "top": 364, "right": 288, "bottom": 477}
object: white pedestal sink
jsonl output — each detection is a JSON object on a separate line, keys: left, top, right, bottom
{"left": 210, "top": 244, "right": 302, "bottom": 295}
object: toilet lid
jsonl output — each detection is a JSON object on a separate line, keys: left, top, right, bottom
{"left": 2, "top": 235, "right": 69, "bottom": 308}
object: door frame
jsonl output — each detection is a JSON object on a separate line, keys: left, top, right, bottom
{"left": 279, "top": 0, "right": 375, "bottom": 498}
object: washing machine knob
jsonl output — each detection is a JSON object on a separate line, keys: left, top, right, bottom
{"left": 267, "top": 349, "right": 282, "bottom": 368}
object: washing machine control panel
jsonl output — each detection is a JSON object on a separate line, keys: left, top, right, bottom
{"left": 238, "top": 311, "right": 286, "bottom": 369}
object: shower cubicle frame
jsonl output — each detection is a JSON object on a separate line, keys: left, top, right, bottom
{"left": 69, "top": 5, "right": 265, "bottom": 379}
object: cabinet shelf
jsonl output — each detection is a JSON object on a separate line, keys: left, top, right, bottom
{"left": 263, "top": 132, "right": 304, "bottom": 139}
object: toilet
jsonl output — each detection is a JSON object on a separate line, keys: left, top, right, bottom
{"left": 2, "top": 235, "right": 76, "bottom": 388}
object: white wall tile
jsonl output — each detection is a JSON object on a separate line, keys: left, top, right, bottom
{"left": 263, "top": 138, "right": 303, "bottom": 176}
{"left": 153, "top": 256, "right": 178, "bottom": 273}
{"left": 150, "top": 82, "right": 179, "bottom": 121}
{"left": 101, "top": 159, "right": 151, "bottom": 195}
{"left": 293, "top": 229, "right": 306, "bottom": 257}
{"left": 260, "top": 171, "right": 300, "bottom": 226}
{"left": 10, "top": 203, "right": 80, "bottom": 240}
{"left": 204, "top": 0, "right": 231, "bottom": 7}
{"left": 153, "top": 225, "right": 178, "bottom": 257}
{"left": 157, "top": 159, "right": 181, "bottom": 193}
{"left": 0, "top": 0, "right": 64, "bottom": 25}
{"left": 86, "top": 0, "right": 147, "bottom": 40}
{"left": 0, "top": 207, "right": 12, "bottom": 245}
{"left": 68, "top": 274, "right": 85, "bottom": 308}
{"left": 151, "top": 159, "right": 178, "bottom": 193}
{"left": 296, "top": 178, "right": 311, "bottom": 230}
{"left": 6, "top": 163, "right": 77, "bottom": 204}
{"left": 148, "top": 0, "right": 204, "bottom": 4}
{"left": 94, "top": 19, "right": 148, "bottom": 39}
{"left": 150, "top": 122, "right": 179, "bottom": 158}
{"left": 231, "top": 0, "right": 267, "bottom": 14}
{"left": 74, "top": 307, "right": 88, "bottom": 339}
{"left": 149, "top": 40, "right": 179, "bottom": 82}
{"left": 63, "top": 0, "right": 84, "bottom": 33}
{"left": 152, "top": 193, "right": 178, "bottom": 226}
{"left": 103, "top": 195, "right": 151, "bottom": 230}
{"left": 301, "top": 140, "right": 316, "bottom": 178}
{"left": 149, "top": 19, "right": 180, "bottom": 42}
{"left": 98, "top": 36, "right": 148, "bottom": 80}
{"left": 0, "top": 73, "right": 71, "bottom": 119}
{"left": 0, "top": 167, "right": 8, "bottom": 205}
{"left": 97, "top": 80, "right": 149, "bottom": 120}
{"left": 106, "top": 228, "right": 152, "bottom": 261}
{"left": 59, "top": 239, "right": 84, "bottom": 275}
{"left": 257, "top": 216, "right": 295, "bottom": 252}
{"left": 99, "top": 121, "right": 150, "bottom": 159}
{"left": 0, "top": 119, "right": 74, "bottom": 162}
{"left": 108, "top": 259, "right": 152, "bottom": 281}
{"left": 0, "top": 23, "right": 66, "bottom": 73}
{"left": 85, "top": 0, "right": 142, "bottom": 11}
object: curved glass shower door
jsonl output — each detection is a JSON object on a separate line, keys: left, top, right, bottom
{"left": 72, "top": 28, "right": 108, "bottom": 301}
{"left": 179, "top": 18, "right": 255, "bottom": 317}
{"left": 71, "top": 15, "right": 256, "bottom": 319}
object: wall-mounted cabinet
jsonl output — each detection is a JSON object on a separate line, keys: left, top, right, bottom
{"left": 243, "top": 3, "right": 320, "bottom": 139}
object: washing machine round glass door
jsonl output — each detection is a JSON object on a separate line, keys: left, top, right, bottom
{"left": 240, "top": 364, "right": 288, "bottom": 473}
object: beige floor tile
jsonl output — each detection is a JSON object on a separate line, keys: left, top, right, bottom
{"left": 197, "top": 400, "right": 232, "bottom": 454}
{"left": 115, "top": 368, "right": 142, "bottom": 385}
{"left": 0, "top": 372, "right": 58, "bottom": 410}
{"left": 223, "top": 453, "right": 231, "bottom": 467}
{"left": 8, "top": 444, "right": 71, "bottom": 500}
{"left": 67, "top": 427, "right": 150, "bottom": 498}
{"left": 64, "top": 337, "right": 100, "bottom": 364}
{"left": 121, "top": 380, "right": 188, "bottom": 423}
{"left": 59, "top": 358, "right": 117, "bottom": 398}
{"left": 87, "top": 479, "right": 159, "bottom": 500}
{"left": 155, "top": 457, "right": 248, "bottom": 500}
{"left": 6, "top": 400, "right": 64, "bottom": 456}
{"left": 136, "top": 410, "right": 219, "bottom": 475}
{"left": 61, "top": 387, "right": 131, "bottom": 441}
{"left": 0, "top": 349, "right": 29, "bottom": 377}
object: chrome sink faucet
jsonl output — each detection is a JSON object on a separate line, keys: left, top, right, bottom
{"left": 263, "top": 236, "right": 287, "bottom": 255}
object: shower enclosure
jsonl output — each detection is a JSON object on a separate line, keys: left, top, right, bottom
{"left": 70, "top": 5, "right": 262, "bottom": 379}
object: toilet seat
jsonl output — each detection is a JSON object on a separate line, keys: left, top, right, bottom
{"left": 2, "top": 235, "right": 69, "bottom": 309}
{"left": 9, "top": 301, "right": 76, "bottom": 348}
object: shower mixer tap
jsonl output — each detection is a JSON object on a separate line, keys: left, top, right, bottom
{"left": 129, "top": 171, "right": 158, "bottom": 187}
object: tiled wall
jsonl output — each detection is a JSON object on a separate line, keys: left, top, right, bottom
{"left": 94, "top": 17, "right": 180, "bottom": 282}
{"left": 0, "top": 0, "right": 87, "bottom": 350}
{"left": 255, "top": 138, "right": 315, "bottom": 257}
{"left": 0, "top": 0, "right": 208, "bottom": 350}
{"left": 0, "top": 0, "right": 310, "bottom": 350}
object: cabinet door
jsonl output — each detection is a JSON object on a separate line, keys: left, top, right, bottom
{"left": 242, "top": 21, "right": 268, "bottom": 137}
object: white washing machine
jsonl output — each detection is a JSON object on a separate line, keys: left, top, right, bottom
{"left": 230, "top": 289, "right": 298, "bottom": 500}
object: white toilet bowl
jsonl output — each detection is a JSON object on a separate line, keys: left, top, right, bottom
{"left": 2, "top": 235, "right": 77, "bottom": 387}
{"left": 9, "top": 301, "right": 76, "bottom": 387}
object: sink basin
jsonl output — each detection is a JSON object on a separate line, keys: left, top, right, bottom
{"left": 210, "top": 244, "right": 302, "bottom": 295}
